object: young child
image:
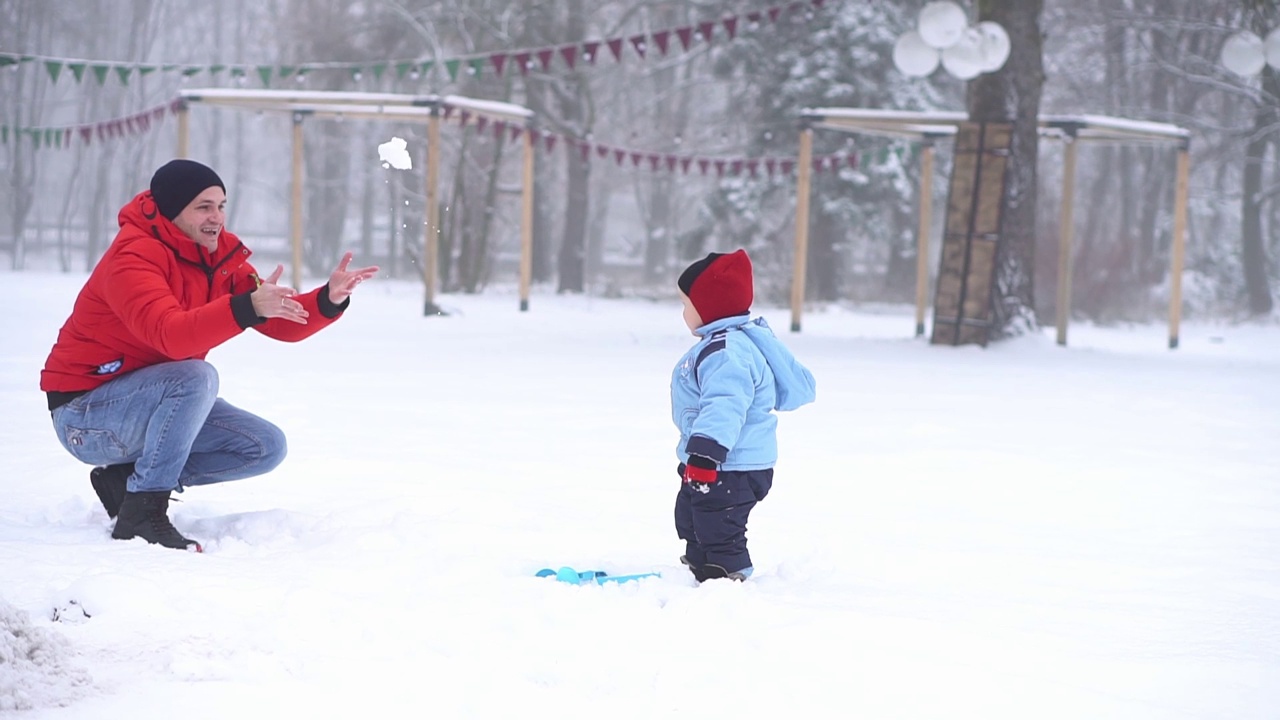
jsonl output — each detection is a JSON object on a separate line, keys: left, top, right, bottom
{"left": 671, "top": 249, "right": 816, "bottom": 582}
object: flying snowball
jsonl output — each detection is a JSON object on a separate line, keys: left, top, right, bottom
{"left": 975, "top": 21, "right": 1011, "bottom": 72}
{"left": 941, "top": 28, "right": 985, "bottom": 80}
{"left": 893, "top": 30, "right": 941, "bottom": 77}
{"left": 378, "top": 137, "right": 413, "bottom": 170}
{"left": 1220, "top": 31, "right": 1266, "bottom": 77}
{"left": 918, "top": 1, "right": 968, "bottom": 50}
{"left": 1265, "top": 27, "right": 1280, "bottom": 69}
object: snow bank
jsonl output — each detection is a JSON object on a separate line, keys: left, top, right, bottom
{"left": 0, "top": 598, "right": 92, "bottom": 712}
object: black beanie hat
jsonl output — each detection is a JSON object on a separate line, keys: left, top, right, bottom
{"left": 150, "top": 159, "right": 225, "bottom": 221}
{"left": 677, "top": 249, "right": 754, "bottom": 324}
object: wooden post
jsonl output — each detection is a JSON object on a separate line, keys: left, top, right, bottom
{"left": 519, "top": 124, "right": 535, "bottom": 312}
{"left": 791, "top": 125, "right": 814, "bottom": 333}
{"left": 289, "top": 112, "right": 305, "bottom": 291}
{"left": 176, "top": 101, "right": 190, "bottom": 159}
{"left": 424, "top": 109, "right": 441, "bottom": 315}
{"left": 914, "top": 138, "right": 936, "bottom": 337}
{"left": 1055, "top": 132, "right": 1078, "bottom": 346}
{"left": 1168, "top": 144, "right": 1190, "bottom": 349}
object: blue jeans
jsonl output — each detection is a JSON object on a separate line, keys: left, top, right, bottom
{"left": 50, "top": 360, "right": 287, "bottom": 493}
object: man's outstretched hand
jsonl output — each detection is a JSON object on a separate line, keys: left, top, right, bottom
{"left": 327, "top": 252, "right": 380, "bottom": 305}
{"left": 250, "top": 265, "right": 309, "bottom": 324}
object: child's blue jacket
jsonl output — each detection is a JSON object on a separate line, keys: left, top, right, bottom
{"left": 670, "top": 314, "right": 816, "bottom": 471}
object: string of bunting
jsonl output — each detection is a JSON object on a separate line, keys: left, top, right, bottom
{"left": 0, "top": 0, "right": 828, "bottom": 88}
{"left": 0, "top": 98, "right": 182, "bottom": 149}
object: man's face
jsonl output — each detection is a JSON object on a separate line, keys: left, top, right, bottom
{"left": 172, "top": 186, "right": 226, "bottom": 251}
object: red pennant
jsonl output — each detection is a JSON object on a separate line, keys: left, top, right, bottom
{"left": 648, "top": 154, "right": 661, "bottom": 171}
{"left": 152, "top": 107, "right": 165, "bottom": 121}
{"left": 537, "top": 49, "right": 554, "bottom": 71}
{"left": 558, "top": 45, "right": 578, "bottom": 70}
{"left": 848, "top": 152, "right": 859, "bottom": 168}
{"left": 606, "top": 39, "right": 624, "bottom": 62}
{"left": 96, "top": 123, "right": 106, "bottom": 141}
{"left": 459, "top": 110, "right": 472, "bottom": 126}
{"left": 125, "top": 118, "right": 136, "bottom": 134}
{"left": 582, "top": 41, "right": 600, "bottom": 64}
{"left": 79, "top": 126, "right": 93, "bottom": 145}
{"left": 578, "top": 141, "right": 590, "bottom": 162}
{"left": 696, "top": 21, "right": 715, "bottom": 42}
{"left": 768, "top": 7, "right": 782, "bottom": 23}
{"left": 665, "top": 155, "right": 678, "bottom": 172}
{"left": 441, "top": 104, "right": 454, "bottom": 119}
{"left": 543, "top": 133, "right": 557, "bottom": 153}
{"left": 765, "top": 159, "right": 777, "bottom": 176}
{"left": 168, "top": 98, "right": 183, "bottom": 114}
{"left": 680, "top": 157, "right": 692, "bottom": 174}
{"left": 511, "top": 124, "right": 524, "bottom": 142}
{"left": 813, "top": 157, "right": 825, "bottom": 171}
{"left": 746, "top": 11, "right": 763, "bottom": 27}
{"left": 613, "top": 149, "right": 626, "bottom": 165}
{"left": 714, "top": 160, "right": 726, "bottom": 177}
{"left": 475, "top": 116, "right": 488, "bottom": 134}
{"left": 730, "top": 160, "right": 743, "bottom": 175}
{"left": 492, "top": 120, "right": 506, "bottom": 139}
{"left": 63, "top": 128, "right": 72, "bottom": 147}
{"left": 629, "top": 35, "right": 647, "bottom": 59}
{"left": 746, "top": 160, "right": 759, "bottom": 177}
{"left": 596, "top": 144, "right": 609, "bottom": 158}
{"left": 490, "top": 54, "right": 508, "bottom": 75}
{"left": 812, "top": 0, "right": 827, "bottom": 7}
{"left": 652, "top": 31, "right": 670, "bottom": 55}
{"left": 675, "top": 27, "right": 694, "bottom": 51}
{"left": 698, "top": 159, "right": 710, "bottom": 175}
{"left": 722, "top": 17, "right": 738, "bottom": 40}
{"left": 514, "top": 52, "right": 532, "bottom": 75}
{"left": 780, "top": 160, "right": 794, "bottom": 175}
{"left": 828, "top": 155, "right": 842, "bottom": 170}
{"left": 630, "top": 152, "right": 643, "bottom": 167}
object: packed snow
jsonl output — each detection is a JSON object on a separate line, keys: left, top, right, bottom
{"left": 377, "top": 137, "right": 413, "bottom": 170}
{"left": 2, "top": 269, "right": 1278, "bottom": 719}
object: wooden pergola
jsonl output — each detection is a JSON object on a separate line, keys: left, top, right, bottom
{"left": 793, "top": 108, "right": 1192, "bottom": 348}
{"left": 175, "top": 88, "right": 537, "bottom": 315}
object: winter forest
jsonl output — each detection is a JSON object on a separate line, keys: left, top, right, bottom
{"left": 2, "top": 0, "right": 1278, "bottom": 330}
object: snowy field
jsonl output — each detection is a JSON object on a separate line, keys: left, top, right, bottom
{"left": 2, "top": 269, "right": 1279, "bottom": 719}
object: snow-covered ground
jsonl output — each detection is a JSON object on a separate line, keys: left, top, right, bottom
{"left": 3, "top": 269, "right": 1278, "bottom": 719}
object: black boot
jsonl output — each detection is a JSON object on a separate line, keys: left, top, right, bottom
{"left": 90, "top": 463, "right": 134, "bottom": 518}
{"left": 112, "top": 491, "right": 202, "bottom": 552}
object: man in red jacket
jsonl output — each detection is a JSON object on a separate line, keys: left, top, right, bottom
{"left": 41, "top": 159, "right": 379, "bottom": 552}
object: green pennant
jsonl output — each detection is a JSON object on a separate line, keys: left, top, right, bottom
{"left": 878, "top": 147, "right": 890, "bottom": 163}
{"left": 138, "top": 65, "right": 158, "bottom": 77}
{"left": 350, "top": 65, "right": 364, "bottom": 81}
{"left": 466, "top": 58, "right": 484, "bottom": 77}
{"left": 45, "top": 61, "right": 63, "bottom": 83}
{"left": 206, "top": 64, "right": 224, "bottom": 76}
{"left": 31, "top": 129, "right": 41, "bottom": 150}
{"left": 46, "top": 128, "right": 57, "bottom": 148}
{"left": 1, "top": 125, "right": 7, "bottom": 144}
{"left": 161, "top": 64, "right": 178, "bottom": 72}
{"left": 395, "top": 61, "right": 414, "bottom": 79}
{"left": 257, "top": 65, "right": 273, "bottom": 86}
{"left": 420, "top": 60, "right": 433, "bottom": 78}
{"left": 444, "top": 59, "right": 460, "bottom": 82}
{"left": 371, "top": 63, "right": 387, "bottom": 80}
{"left": 68, "top": 62, "right": 87, "bottom": 82}
{"left": 92, "top": 65, "right": 110, "bottom": 85}
{"left": 278, "top": 65, "right": 295, "bottom": 79}
{"left": 0, "top": 55, "right": 17, "bottom": 68}
{"left": 230, "top": 66, "right": 247, "bottom": 81}
{"left": 115, "top": 66, "right": 132, "bottom": 85}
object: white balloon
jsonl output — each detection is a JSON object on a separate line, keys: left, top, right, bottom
{"left": 941, "top": 28, "right": 985, "bottom": 80}
{"left": 893, "top": 30, "right": 941, "bottom": 77}
{"left": 1265, "top": 27, "right": 1280, "bottom": 70}
{"left": 918, "top": 1, "right": 968, "bottom": 50}
{"left": 1221, "top": 31, "right": 1266, "bottom": 77}
{"left": 975, "top": 21, "right": 1011, "bottom": 72}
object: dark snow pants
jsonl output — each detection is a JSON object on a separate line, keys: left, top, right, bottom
{"left": 674, "top": 465, "right": 773, "bottom": 575}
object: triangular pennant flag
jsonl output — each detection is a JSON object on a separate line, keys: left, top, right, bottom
{"left": 124, "top": 118, "right": 135, "bottom": 135}
{"left": 596, "top": 144, "right": 609, "bottom": 158}
{"left": 371, "top": 63, "right": 387, "bottom": 80}
{"left": 537, "top": 49, "right": 554, "bottom": 71}
{"left": 848, "top": 152, "right": 859, "bottom": 168}
{"left": 768, "top": 7, "right": 783, "bottom": 23}
{"left": 32, "top": 129, "right": 41, "bottom": 150}
{"left": 665, "top": 155, "right": 677, "bottom": 172}
{"left": 229, "top": 66, "right": 246, "bottom": 82}
{"left": 64, "top": 128, "right": 73, "bottom": 147}
{"left": 697, "top": 21, "right": 715, "bottom": 42}
{"left": 475, "top": 116, "right": 488, "bottom": 134}
{"left": 418, "top": 61, "right": 433, "bottom": 79}
{"left": 115, "top": 66, "right": 132, "bottom": 85}
{"left": 652, "top": 30, "right": 670, "bottom": 55}
{"left": 396, "top": 61, "right": 415, "bottom": 78}
{"left": 630, "top": 151, "right": 643, "bottom": 167}
{"left": 68, "top": 63, "right": 86, "bottom": 82}
{"left": 458, "top": 110, "right": 471, "bottom": 126}
{"left": 607, "top": 39, "right": 625, "bottom": 62}
{"left": 582, "top": 41, "right": 600, "bottom": 64}
{"left": 489, "top": 53, "right": 508, "bottom": 76}
{"left": 139, "top": 65, "right": 158, "bottom": 77}
{"left": 829, "top": 156, "right": 842, "bottom": 170}
{"left": 79, "top": 126, "right": 93, "bottom": 145}
{"left": 648, "top": 154, "right": 661, "bottom": 171}
{"left": 723, "top": 17, "right": 738, "bottom": 39}
{"left": 543, "top": 133, "right": 557, "bottom": 153}
{"left": 746, "top": 12, "right": 763, "bottom": 28}
{"left": 714, "top": 160, "right": 726, "bottom": 177}
{"left": 206, "top": 65, "right": 224, "bottom": 76}
{"left": 0, "top": 55, "right": 17, "bottom": 69}
{"left": 680, "top": 157, "right": 692, "bottom": 174}
{"left": 445, "top": 59, "right": 461, "bottom": 82}
{"left": 441, "top": 104, "right": 454, "bottom": 119}
{"left": 511, "top": 124, "right": 524, "bottom": 142}
{"left": 629, "top": 35, "right": 647, "bottom": 59}
{"left": 812, "top": 0, "right": 826, "bottom": 7}
{"left": 466, "top": 58, "right": 484, "bottom": 76}
{"left": 578, "top": 140, "right": 590, "bottom": 163}
{"left": 698, "top": 159, "right": 710, "bottom": 175}
{"left": 492, "top": 119, "right": 506, "bottom": 139}
{"left": 765, "top": 158, "right": 777, "bottom": 176}
{"left": 558, "top": 45, "right": 578, "bottom": 70}
{"left": 613, "top": 149, "right": 626, "bottom": 165}
{"left": 91, "top": 65, "right": 110, "bottom": 85}
{"left": 514, "top": 52, "right": 532, "bottom": 75}
{"left": 675, "top": 27, "right": 694, "bottom": 51}
{"left": 746, "top": 160, "right": 759, "bottom": 176}
{"left": 96, "top": 123, "right": 107, "bottom": 142}
{"left": 45, "top": 61, "right": 63, "bottom": 83}
{"left": 730, "top": 160, "right": 743, "bottom": 175}
{"left": 813, "top": 157, "right": 826, "bottom": 171}
{"left": 257, "top": 65, "right": 273, "bottom": 86}
{"left": 153, "top": 106, "right": 166, "bottom": 121}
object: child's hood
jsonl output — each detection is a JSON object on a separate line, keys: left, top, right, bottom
{"left": 739, "top": 317, "right": 816, "bottom": 411}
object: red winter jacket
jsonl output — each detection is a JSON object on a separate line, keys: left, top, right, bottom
{"left": 41, "top": 190, "right": 345, "bottom": 398}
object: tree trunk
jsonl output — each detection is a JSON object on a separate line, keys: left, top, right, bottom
{"left": 970, "top": 0, "right": 1045, "bottom": 337}
{"left": 1240, "top": 65, "right": 1277, "bottom": 316}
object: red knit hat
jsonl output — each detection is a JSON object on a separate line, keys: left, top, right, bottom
{"left": 677, "top": 249, "right": 753, "bottom": 323}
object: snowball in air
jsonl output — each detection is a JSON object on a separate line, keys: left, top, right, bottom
{"left": 1220, "top": 31, "right": 1265, "bottom": 77}
{"left": 378, "top": 137, "right": 413, "bottom": 170}
{"left": 893, "top": 30, "right": 941, "bottom": 77}
{"left": 917, "top": 1, "right": 967, "bottom": 50}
